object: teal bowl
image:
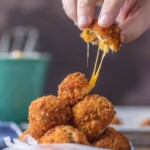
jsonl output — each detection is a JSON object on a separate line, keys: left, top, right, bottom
{"left": 0, "top": 53, "right": 52, "bottom": 123}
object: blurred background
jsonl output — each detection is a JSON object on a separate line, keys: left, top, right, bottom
{"left": 0, "top": 0, "right": 150, "bottom": 149}
{"left": 0, "top": 0, "right": 150, "bottom": 107}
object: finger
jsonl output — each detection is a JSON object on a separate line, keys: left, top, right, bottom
{"left": 98, "top": 0, "right": 125, "bottom": 27}
{"left": 61, "top": 0, "right": 77, "bottom": 24}
{"left": 116, "top": 0, "right": 137, "bottom": 24}
{"left": 120, "top": 10, "right": 150, "bottom": 42}
{"left": 77, "top": 0, "right": 96, "bottom": 29}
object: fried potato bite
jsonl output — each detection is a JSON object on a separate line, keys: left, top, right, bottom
{"left": 140, "top": 118, "right": 150, "bottom": 126}
{"left": 72, "top": 94, "right": 115, "bottom": 141}
{"left": 29, "top": 95, "right": 72, "bottom": 136}
{"left": 39, "top": 125, "right": 89, "bottom": 145}
{"left": 94, "top": 127, "right": 131, "bottom": 150}
{"left": 19, "top": 128, "right": 43, "bottom": 140}
{"left": 80, "top": 19, "right": 121, "bottom": 52}
{"left": 58, "top": 72, "right": 89, "bottom": 106}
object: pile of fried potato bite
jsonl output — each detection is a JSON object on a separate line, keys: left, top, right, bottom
{"left": 19, "top": 72, "right": 131, "bottom": 150}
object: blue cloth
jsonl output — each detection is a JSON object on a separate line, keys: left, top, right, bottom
{"left": 0, "top": 122, "right": 22, "bottom": 149}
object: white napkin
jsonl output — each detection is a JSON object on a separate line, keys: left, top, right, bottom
{"left": 4, "top": 135, "right": 108, "bottom": 150}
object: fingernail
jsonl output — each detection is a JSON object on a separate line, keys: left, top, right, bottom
{"left": 99, "top": 14, "right": 111, "bottom": 27}
{"left": 78, "top": 16, "right": 89, "bottom": 27}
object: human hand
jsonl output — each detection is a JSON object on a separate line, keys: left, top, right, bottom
{"left": 61, "top": 0, "right": 150, "bottom": 42}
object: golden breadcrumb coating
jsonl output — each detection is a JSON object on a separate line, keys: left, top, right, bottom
{"left": 72, "top": 94, "right": 115, "bottom": 141}
{"left": 140, "top": 119, "right": 150, "bottom": 126}
{"left": 19, "top": 128, "right": 43, "bottom": 140}
{"left": 29, "top": 95, "right": 72, "bottom": 136}
{"left": 58, "top": 72, "right": 89, "bottom": 106}
{"left": 111, "top": 117, "right": 121, "bottom": 125}
{"left": 94, "top": 127, "right": 131, "bottom": 150}
{"left": 80, "top": 19, "right": 121, "bottom": 52}
{"left": 39, "top": 125, "right": 89, "bottom": 145}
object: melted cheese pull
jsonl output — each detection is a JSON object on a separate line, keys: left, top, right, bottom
{"left": 81, "top": 20, "right": 121, "bottom": 93}
{"left": 86, "top": 42, "right": 90, "bottom": 67}
{"left": 87, "top": 38, "right": 110, "bottom": 92}
{"left": 87, "top": 50, "right": 106, "bottom": 92}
